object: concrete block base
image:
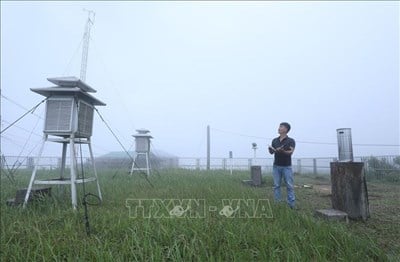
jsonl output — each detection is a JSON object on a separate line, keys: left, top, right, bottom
{"left": 315, "top": 208, "right": 349, "bottom": 223}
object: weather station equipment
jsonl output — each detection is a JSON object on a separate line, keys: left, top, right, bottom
{"left": 23, "top": 77, "right": 105, "bottom": 209}
{"left": 336, "top": 128, "right": 354, "bottom": 162}
{"left": 23, "top": 10, "right": 104, "bottom": 210}
{"left": 242, "top": 142, "right": 262, "bottom": 186}
{"left": 130, "top": 129, "right": 153, "bottom": 176}
{"left": 252, "top": 142, "right": 258, "bottom": 164}
{"left": 316, "top": 128, "right": 370, "bottom": 221}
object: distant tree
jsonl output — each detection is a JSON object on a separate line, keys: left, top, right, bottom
{"left": 367, "top": 157, "right": 394, "bottom": 170}
{"left": 393, "top": 156, "right": 400, "bottom": 166}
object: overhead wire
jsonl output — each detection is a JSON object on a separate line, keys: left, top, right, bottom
{"left": 1, "top": 94, "right": 43, "bottom": 120}
{"left": 1, "top": 135, "right": 29, "bottom": 149}
{"left": 0, "top": 136, "right": 41, "bottom": 183}
{"left": 94, "top": 108, "right": 132, "bottom": 158}
{"left": 90, "top": 38, "right": 137, "bottom": 132}
{"left": 110, "top": 142, "right": 134, "bottom": 179}
{"left": 1, "top": 155, "right": 16, "bottom": 184}
{"left": 15, "top": 108, "right": 43, "bottom": 159}
{"left": 0, "top": 97, "right": 48, "bottom": 134}
{"left": 0, "top": 98, "right": 44, "bottom": 174}
{"left": 94, "top": 108, "right": 154, "bottom": 187}
{"left": 1, "top": 120, "right": 43, "bottom": 138}
{"left": 62, "top": 36, "right": 84, "bottom": 76}
{"left": 148, "top": 141, "right": 162, "bottom": 176}
{"left": 1, "top": 133, "right": 42, "bottom": 148}
{"left": 89, "top": 37, "right": 161, "bottom": 179}
{"left": 211, "top": 127, "right": 400, "bottom": 147}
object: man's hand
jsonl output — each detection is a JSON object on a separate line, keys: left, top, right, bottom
{"left": 268, "top": 146, "right": 276, "bottom": 154}
{"left": 277, "top": 146, "right": 294, "bottom": 155}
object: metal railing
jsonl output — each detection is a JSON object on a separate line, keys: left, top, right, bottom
{"left": 1, "top": 155, "right": 399, "bottom": 176}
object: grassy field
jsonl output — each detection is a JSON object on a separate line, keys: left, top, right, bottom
{"left": 1, "top": 169, "right": 398, "bottom": 261}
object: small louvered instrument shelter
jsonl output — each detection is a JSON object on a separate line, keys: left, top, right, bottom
{"left": 130, "top": 129, "right": 153, "bottom": 176}
{"left": 24, "top": 77, "right": 105, "bottom": 209}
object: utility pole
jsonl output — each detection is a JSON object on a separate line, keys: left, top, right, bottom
{"left": 80, "top": 9, "right": 95, "bottom": 81}
{"left": 207, "top": 125, "right": 210, "bottom": 170}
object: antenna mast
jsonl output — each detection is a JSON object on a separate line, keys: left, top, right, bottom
{"left": 80, "top": 9, "right": 95, "bottom": 81}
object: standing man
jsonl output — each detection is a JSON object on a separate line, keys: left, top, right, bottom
{"left": 268, "top": 122, "right": 296, "bottom": 209}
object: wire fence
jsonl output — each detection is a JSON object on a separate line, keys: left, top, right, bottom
{"left": 1, "top": 155, "right": 399, "bottom": 177}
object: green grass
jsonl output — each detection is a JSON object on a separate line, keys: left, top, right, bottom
{"left": 0, "top": 169, "right": 395, "bottom": 261}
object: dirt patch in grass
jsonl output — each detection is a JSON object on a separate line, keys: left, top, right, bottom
{"left": 312, "top": 185, "right": 331, "bottom": 195}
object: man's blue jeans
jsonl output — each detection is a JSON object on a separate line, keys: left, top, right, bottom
{"left": 273, "top": 165, "right": 295, "bottom": 208}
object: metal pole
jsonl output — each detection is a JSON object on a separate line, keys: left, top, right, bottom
{"left": 313, "top": 158, "right": 317, "bottom": 175}
{"left": 60, "top": 142, "right": 67, "bottom": 179}
{"left": 70, "top": 135, "right": 78, "bottom": 210}
{"left": 88, "top": 139, "right": 102, "bottom": 201}
{"left": 146, "top": 152, "right": 150, "bottom": 176}
{"left": 129, "top": 153, "right": 136, "bottom": 175}
{"left": 23, "top": 134, "right": 47, "bottom": 208}
{"left": 207, "top": 125, "right": 210, "bottom": 170}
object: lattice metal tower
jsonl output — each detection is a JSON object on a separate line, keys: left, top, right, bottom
{"left": 80, "top": 10, "right": 95, "bottom": 81}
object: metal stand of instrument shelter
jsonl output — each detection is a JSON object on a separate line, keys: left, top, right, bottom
{"left": 129, "top": 152, "right": 151, "bottom": 176}
{"left": 23, "top": 134, "right": 102, "bottom": 210}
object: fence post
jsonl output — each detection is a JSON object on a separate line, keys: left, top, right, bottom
{"left": 313, "top": 158, "right": 317, "bottom": 175}
{"left": 27, "top": 157, "right": 35, "bottom": 171}
{"left": 297, "top": 159, "right": 301, "bottom": 175}
{"left": 207, "top": 125, "right": 210, "bottom": 170}
{"left": 248, "top": 158, "right": 252, "bottom": 170}
{"left": 360, "top": 157, "right": 368, "bottom": 174}
{"left": 222, "top": 158, "right": 227, "bottom": 170}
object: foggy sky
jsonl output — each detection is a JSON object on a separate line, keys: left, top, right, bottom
{"left": 1, "top": 1, "right": 399, "bottom": 158}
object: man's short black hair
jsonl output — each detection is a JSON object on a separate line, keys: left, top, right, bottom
{"left": 280, "top": 122, "right": 291, "bottom": 132}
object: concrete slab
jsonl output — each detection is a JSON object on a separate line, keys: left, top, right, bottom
{"left": 315, "top": 208, "right": 349, "bottom": 223}
{"left": 6, "top": 187, "right": 52, "bottom": 206}
{"left": 242, "top": 180, "right": 262, "bottom": 187}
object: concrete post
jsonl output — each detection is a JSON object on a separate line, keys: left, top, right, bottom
{"left": 297, "top": 159, "right": 301, "bottom": 174}
{"left": 313, "top": 158, "right": 317, "bottom": 175}
{"left": 330, "top": 162, "right": 369, "bottom": 220}
{"left": 207, "top": 125, "right": 210, "bottom": 170}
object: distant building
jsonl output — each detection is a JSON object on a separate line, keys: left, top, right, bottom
{"left": 94, "top": 150, "right": 179, "bottom": 170}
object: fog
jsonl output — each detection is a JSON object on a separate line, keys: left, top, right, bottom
{"left": 1, "top": 1, "right": 399, "bottom": 159}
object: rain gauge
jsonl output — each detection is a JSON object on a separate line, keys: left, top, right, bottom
{"left": 337, "top": 128, "right": 354, "bottom": 162}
